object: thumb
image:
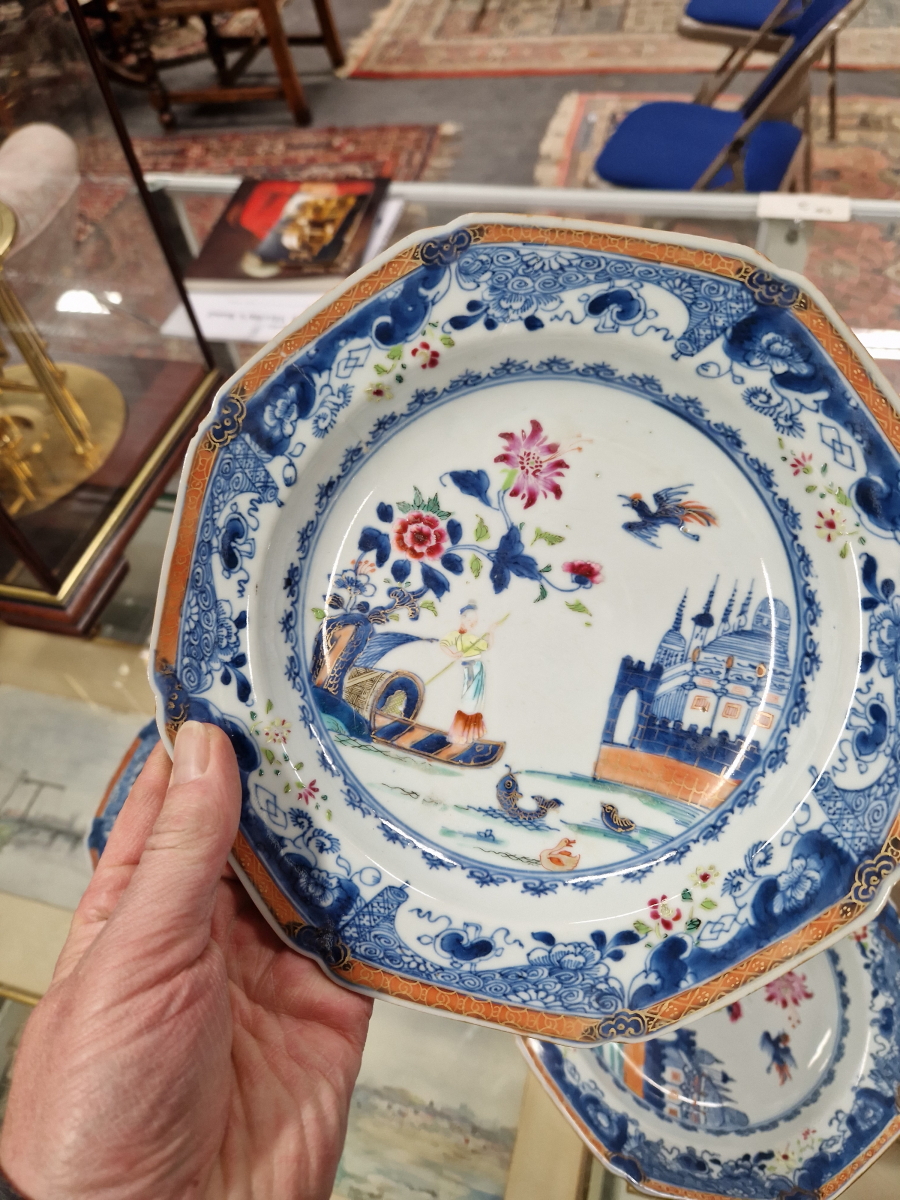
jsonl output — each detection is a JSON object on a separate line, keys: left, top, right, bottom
{"left": 102, "top": 721, "right": 241, "bottom": 971}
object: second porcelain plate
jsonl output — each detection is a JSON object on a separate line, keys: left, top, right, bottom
{"left": 152, "top": 215, "right": 900, "bottom": 1042}
{"left": 524, "top": 909, "right": 900, "bottom": 1199}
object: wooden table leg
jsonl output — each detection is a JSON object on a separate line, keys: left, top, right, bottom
{"left": 257, "top": 0, "right": 310, "bottom": 124}
{"left": 828, "top": 37, "right": 837, "bottom": 142}
{"left": 125, "top": 14, "right": 177, "bottom": 129}
{"left": 311, "top": 0, "right": 344, "bottom": 68}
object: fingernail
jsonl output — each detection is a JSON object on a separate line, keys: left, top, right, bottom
{"left": 172, "top": 721, "right": 210, "bottom": 784}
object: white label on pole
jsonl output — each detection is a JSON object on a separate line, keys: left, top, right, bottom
{"left": 756, "top": 193, "right": 852, "bottom": 222}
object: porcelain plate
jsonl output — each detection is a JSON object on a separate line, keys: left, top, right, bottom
{"left": 524, "top": 908, "right": 900, "bottom": 1199}
{"left": 152, "top": 215, "right": 900, "bottom": 1042}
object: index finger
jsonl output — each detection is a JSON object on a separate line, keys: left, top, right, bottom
{"left": 52, "top": 740, "right": 172, "bottom": 983}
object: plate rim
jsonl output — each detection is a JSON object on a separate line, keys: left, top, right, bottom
{"left": 149, "top": 211, "right": 900, "bottom": 1043}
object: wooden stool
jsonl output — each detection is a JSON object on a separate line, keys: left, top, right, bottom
{"left": 95, "top": 0, "right": 342, "bottom": 129}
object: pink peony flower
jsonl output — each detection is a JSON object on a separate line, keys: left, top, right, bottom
{"left": 563, "top": 560, "right": 603, "bottom": 587}
{"left": 494, "top": 419, "right": 570, "bottom": 508}
{"left": 393, "top": 511, "right": 447, "bottom": 560}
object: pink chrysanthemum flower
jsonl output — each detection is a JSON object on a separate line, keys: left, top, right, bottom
{"left": 764, "top": 970, "right": 813, "bottom": 1009}
{"left": 494, "top": 419, "right": 570, "bottom": 509}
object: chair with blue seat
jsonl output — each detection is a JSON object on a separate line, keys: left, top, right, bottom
{"left": 678, "top": 0, "right": 845, "bottom": 138}
{"left": 595, "top": 0, "right": 865, "bottom": 194}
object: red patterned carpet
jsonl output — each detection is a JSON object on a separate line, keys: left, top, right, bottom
{"left": 76, "top": 122, "right": 456, "bottom": 247}
{"left": 343, "top": 0, "right": 900, "bottom": 78}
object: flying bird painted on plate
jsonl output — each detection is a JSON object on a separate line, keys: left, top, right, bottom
{"left": 760, "top": 1030, "right": 796, "bottom": 1085}
{"left": 620, "top": 485, "right": 718, "bottom": 548}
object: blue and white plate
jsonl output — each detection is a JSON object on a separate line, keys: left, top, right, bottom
{"left": 524, "top": 907, "right": 900, "bottom": 1199}
{"left": 151, "top": 214, "right": 900, "bottom": 1042}
{"left": 88, "top": 719, "right": 160, "bottom": 865}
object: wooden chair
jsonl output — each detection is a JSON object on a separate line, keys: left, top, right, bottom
{"left": 678, "top": 0, "right": 844, "bottom": 140}
{"left": 86, "top": 0, "right": 343, "bottom": 129}
{"left": 594, "top": 0, "right": 865, "bottom": 194}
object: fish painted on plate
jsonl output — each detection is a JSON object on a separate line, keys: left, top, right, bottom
{"left": 496, "top": 768, "right": 562, "bottom": 823}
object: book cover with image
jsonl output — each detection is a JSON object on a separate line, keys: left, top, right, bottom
{"left": 186, "top": 177, "right": 389, "bottom": 285}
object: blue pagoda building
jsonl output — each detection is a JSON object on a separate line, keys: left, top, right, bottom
{"left": 594, "top": 581, "right": 792, "bottom": 809}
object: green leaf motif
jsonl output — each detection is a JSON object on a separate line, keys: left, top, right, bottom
{"left": 420, "top": 599, "right": 438, "bottom": 616}
{"left": 834, "top": 486, "right": 851, "bottom": 507}
{"left": 535, "top": 582, "right": 548, "bottom": 603}
{"left": 387, "top": 345, "right": 403, "bottom": 360}
{"left": 396, "top": 500, "right": 412, "bottom": 513}
{"left": 470, "top": 555, "right": 482, "bottom": 578}
{"left": 283, "top": 784, "right": 291, "bottom": 794}
{"left": 566, "top": 599, "right": 592, "bottom": 616}
{"left": 427, "top": 493, "right": 452, "bottom": 519}
{"left": 440, "top": 335, "right": 455, "bottom": 347}
{"left": 540, "top": 564, "right": 552, "bottom": 573}
{"left": 633, "top": 919, "right": 651, "bottom": 935}
{"left": 373, "top": 363, "right": 389, "bottom": 375}
{"left": 474, "top": 516, "right": 490, "bottom": 542}
{"left": 266, "top": 699, "right": 273, "bottom": 713}
{"left": 531, "top": 528, "right": 565, "bottom": 547}
{"left": 840, "top": 542, "right": 850, "bottom": 559}
{"left": 681, "top": 888, "right": 692, "bottom": 902}
{"left": 263, "top": 748, "right": 275, "bottom": 765}
{"left": 685, "top": 917, "right": 702, "bottom": 932}
{"left": 700, "top": 897, "right": 718, "bottom": 910}
{"left": 805, "top": 484, "right": 817, "bottom": 493}
{"left": 311, "top": 607, "right": 326, "bottom": 620}
{"left": 412, "top": 486, "right": 426, "bottom": 509}
{"left": 293, "top": 761, "right": 304, "bottom": 771}
{"left": 499, "top": 467, "right": 518, "bottom": 493}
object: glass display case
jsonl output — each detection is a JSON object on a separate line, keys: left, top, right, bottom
{"left": 0, "top": 0, "right": 218, "bottom": 634}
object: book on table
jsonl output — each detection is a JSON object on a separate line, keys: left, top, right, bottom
{"left": 185, "top": 177, "right": 390, "bottom": 291}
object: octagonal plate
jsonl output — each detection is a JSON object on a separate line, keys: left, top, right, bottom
{"left": 151, "top": 214, "right": 900, "bottom": 1043}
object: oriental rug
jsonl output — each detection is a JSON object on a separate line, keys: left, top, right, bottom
{"left": 76, "top": 122, "right": 457, "bottom": 246}
{"left": 535, "top": 90, "right": 900, "bottom": 337}
{"left": 342, "top": 0, "right": 900, "bottom": 78}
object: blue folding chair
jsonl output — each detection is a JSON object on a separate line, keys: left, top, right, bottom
{"left": 679, "top": 0, "right": 841, "bottom": 139}
{"left": 595, "top": 0, "right": 864, "bottom": 193}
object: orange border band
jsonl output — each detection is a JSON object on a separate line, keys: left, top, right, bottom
{"left": 155, "top": 221, "right": 900, "bottom": 1041}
